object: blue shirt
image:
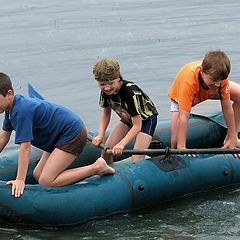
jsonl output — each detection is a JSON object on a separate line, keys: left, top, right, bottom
{"left": 3, "top": 94, "right": 84, "bottom": 152}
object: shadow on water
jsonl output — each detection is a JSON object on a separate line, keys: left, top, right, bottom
{"left": 1, "top": 185, "right": 240, "bottom": 239}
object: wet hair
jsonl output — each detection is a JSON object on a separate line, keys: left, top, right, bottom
{"left": 202, "top": 50, "right": 231, "bottom": 81}
{"left": 0, "top": 73, "right": 14, "bottom": 96}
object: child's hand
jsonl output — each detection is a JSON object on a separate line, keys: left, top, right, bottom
{"left": 222, "top": 138, "right": 240, "bottom": 158}
{"left": 222, "top": 138, "right": 235, "bottom": 149}
{"left": 6, "top": 179, "right": 25, "bottom": 198}
{"left": 92, "top": 136, "right": 104, "bottom": 147}
{"left": 178, "top": 147, "right": 196, "bottom": 158}
{"left": 112, "top": 143, "right": 125, "bottom": 155}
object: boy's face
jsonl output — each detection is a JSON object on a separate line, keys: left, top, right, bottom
{"left": 97, "top": 78, "right": 122, "bottom": 95}
{"left": 0, "top": 90, "right": 13, "bottom": 113}
{"left": 200, "top": 67, "right": 222, "bottom": 89}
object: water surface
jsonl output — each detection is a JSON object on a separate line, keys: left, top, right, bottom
{"left": 1, "top": 0, "right": 240, "bottom": 239}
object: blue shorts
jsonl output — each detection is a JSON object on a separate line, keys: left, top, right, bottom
{"left": 120, "top": 115, "right": 157, "bottom": 137}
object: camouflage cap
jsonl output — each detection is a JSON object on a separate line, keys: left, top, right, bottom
{"left": 93, "top": 58, "right": 120, "bottom": 82}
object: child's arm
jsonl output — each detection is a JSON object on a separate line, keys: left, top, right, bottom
{"left": 177, "top": 109, "right": 190, "bottom": 149}
{"left": 221, "top": 99, "right": 236, "bottom": 148}
{"left": 6, "top": 141, "right": 31, "bottom": 198}
{"left": 92, "top": 107, "right": 111, "bottom": 146}
{"left": 112, "top": 114, "right": 142, "bottom": 155}
{"left": 0, "top": 130, "right": 12, "bottom": 152}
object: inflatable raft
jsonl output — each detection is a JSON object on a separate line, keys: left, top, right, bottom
{"left": 0, "top": 86, "right": 239, "bottom": 226}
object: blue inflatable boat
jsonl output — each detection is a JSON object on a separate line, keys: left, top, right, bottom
{"left": 0, "top": 85, "right": 239, "bottom": 226}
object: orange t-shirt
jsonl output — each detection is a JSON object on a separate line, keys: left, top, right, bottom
{"left": 168, "top": 61, "right": 230, "bottom": 112}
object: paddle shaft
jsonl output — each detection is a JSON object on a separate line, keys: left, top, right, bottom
{"left": 87, "top": 134, "right": 239, "bottom": 155}
{"left": 106, "top": 147, "right": 240, "bottom": 155}
{"left": 87, "top": 134, "right": 109, "bottom": 151}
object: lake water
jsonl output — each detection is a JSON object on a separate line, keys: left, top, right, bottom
{"left": 1, "top": 0, "right": 240, "bottom": 239}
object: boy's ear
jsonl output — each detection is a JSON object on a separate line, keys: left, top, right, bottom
{"left": 7, "top": 89, "right": 14, "bottom": 96}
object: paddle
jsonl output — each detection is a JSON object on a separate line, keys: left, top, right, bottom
{"left": 87, "top": 133, "right": 110, "bottom": 151}
{"left": 87, "top": 133, "right": 240, "bottom": 156}
{"left": 105, "top": 148, "right": 240, "bottom": 155}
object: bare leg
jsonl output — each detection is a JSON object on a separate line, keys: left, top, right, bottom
{"left": 102, "top": 122, "right": 130, "bottom": 164}
{"left": 211, "top": 86, "right": 240, "bottom": 147}
{"left": 229, "top": 81, "right": 240, "bottom": 147}
{"left": 33, "top": 151, "right": 50, "bottom": 181}
{"left": 171, "top": 111, "right": 179, "bottom": 148}
{"left": 132, "top": 132, "right": 152, "bottom": 162}
{"left": 35, "top": 148, "right": 115, "bottom": 187}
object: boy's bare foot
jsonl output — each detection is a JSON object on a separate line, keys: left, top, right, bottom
{"left": 95, "top": 157, "right": 115, "bottom": 176}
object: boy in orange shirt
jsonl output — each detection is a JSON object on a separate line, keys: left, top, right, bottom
{"left": 168, "top": 50, "right": 240, "bottom": 150}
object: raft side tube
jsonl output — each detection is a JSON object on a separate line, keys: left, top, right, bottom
{"left": 0, "top": 153, "right": 239, "bottom": 226}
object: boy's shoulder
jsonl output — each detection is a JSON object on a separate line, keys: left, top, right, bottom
{"left": 122, "top": 79, "right": 140, "bottom": 89}
{"left": 14, "top": 94, "right": 26, "bottom": 104}
{"left": 181, "top": 61, "right": 202, "bottom": 71}
{"left": 176, "top": 61, "right": 202, "bottom": 80}
{"left": 14, "top": 94, "right": 45, "bottom": 111}
{"left": 121, "top": 80, "right": 143, "bottom": 95}
{"left": 14, "top": 94, "right": 36, "bottom": 104}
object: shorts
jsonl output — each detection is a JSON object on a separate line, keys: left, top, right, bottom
{"left": 170, "top": 102, "right": 180, "bottom": 112}
{"left": 57, "top": 126, "right": 87, "bottom": 156}
{"left": 120, "top": 114, "right": 157, "bottom": 137}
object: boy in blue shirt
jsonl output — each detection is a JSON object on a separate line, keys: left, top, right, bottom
{"left": 0, "top": 73, "right": 115, "bottom": 198}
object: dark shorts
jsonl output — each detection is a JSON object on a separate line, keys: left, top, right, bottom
{"left": 120, "top": 114, "right": 157, "bottom": 137}
{"left": 57, "top": 126, "right": 87, "bottom": 156}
